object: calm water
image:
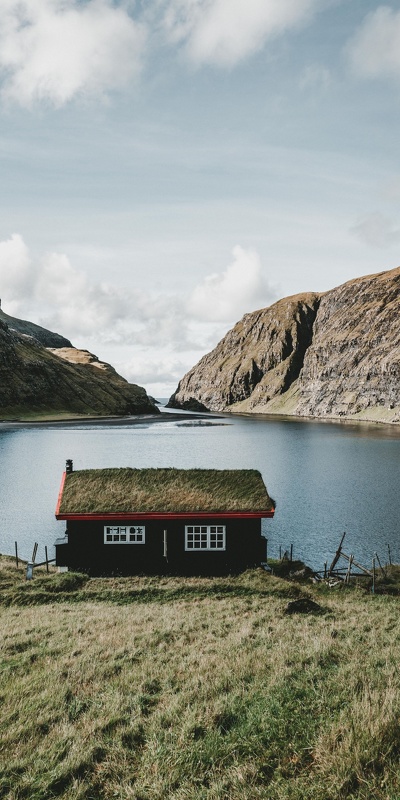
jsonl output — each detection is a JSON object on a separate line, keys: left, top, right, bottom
{"left": 1, "top": 410, "right": 400, "bottom": 570}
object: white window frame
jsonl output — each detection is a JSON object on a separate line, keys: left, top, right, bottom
{"left": 185, "top": 525, "right": 226, "bottom": 551}
{"left": 104, "top": 525, "right": 145, "bottom": 545}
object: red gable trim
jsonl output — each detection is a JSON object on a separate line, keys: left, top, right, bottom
{"left": 55, "top": 472, "right": 66, "bottom": 516}
{"left": 56, "top": 510, "right": 275, "bottom": 521}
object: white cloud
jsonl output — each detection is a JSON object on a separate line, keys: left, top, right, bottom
{"left": 161, "top": 0, "right": 322, "bottom": 67}
{"left": 0, "top": 234, "right": 276, "bottom": 391}
{"left": 187, "top": 245, "right": 275, "bottom": 321}
{"left": 0, "top": 234, "right": 210, "bottom": 347}
{"left": 0, "top": 233, "right": 34, "bottom": 311}
{"left": 350, "top": 212, "right": 400, "bottom": 249}
{"left": 347, "top": 6, "right": 400, "bottom": 81}
{"left": 119, "top": 354, "right": 191, "bottom": 388}
{"left": 0, "top": 0, "right": 146, "bottom": 107}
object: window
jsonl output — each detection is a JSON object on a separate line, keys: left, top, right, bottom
{"left": 104, "top": 525, "right": 145, "bottom": 544}
{"left": 185, "top": 525, "right": 226, "bottom": 551}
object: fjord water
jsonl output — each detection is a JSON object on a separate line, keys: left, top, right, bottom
{"left": 1, "top": 410, "right": 400, "bottom": 570}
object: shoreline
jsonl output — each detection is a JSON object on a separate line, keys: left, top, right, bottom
{"left": 0, "top": 409, "right": 223, "bottom": 430}
{"left": 220, "top": 408, "right": 400, "bottom": 430}
{"left": 2, "top": 406, "right": 400, "bottom": 435}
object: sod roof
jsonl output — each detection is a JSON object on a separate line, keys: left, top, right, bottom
{"left": 58, "top": 468, "right": 275, "bottom": 515}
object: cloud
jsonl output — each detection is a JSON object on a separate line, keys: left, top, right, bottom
{"left": 0, "top": 234, "right": 276, "bottom": 390}
{"left": 347, "top": 6, "right": 400, "bottom": 81}
{"left": 187, "top": 245, "right": 275, "bottom": 321}
{"left": 0, "top": 0, "right": 146, "bottom": 107}
{"left": 0, "top": 234, "right": 200, "bottom": 350}
{"left": 161, "top": 0, "right": 322, "bottom": 67}
{"left": 350, "top": 212, "right": 400, "bottom": 248}
{"left": 0, "top": 233, "right": 34, "bottom": 309}
{"left": 118, "top": 354, "right": 191, "bottom": 388}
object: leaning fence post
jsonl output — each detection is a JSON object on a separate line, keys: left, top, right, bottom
{"left": 375, "top": 551, "right": 386, "bottom": 579}
{"left": 372, "top": 557, "right": 376, "bottom": 594}
{"left": 45, "top": 546, "right": 49, "bottom": 573}
{"left": 15, "top": 541, "right": 19, "bottom": 569}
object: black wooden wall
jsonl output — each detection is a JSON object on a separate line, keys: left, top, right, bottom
{"left": 55, "top": 518, "right": 267, "bottom": 576}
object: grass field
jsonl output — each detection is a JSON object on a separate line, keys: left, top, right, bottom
{"left": 1, "top": 556, "right": 400, "bottom": 799}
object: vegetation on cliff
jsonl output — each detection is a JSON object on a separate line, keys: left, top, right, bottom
{"left": 1, "top": 556, "right": 400, "bottom": 800}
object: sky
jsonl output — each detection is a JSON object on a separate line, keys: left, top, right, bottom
{"left": 0, "top": 0, "right": 399, "bottom": 397}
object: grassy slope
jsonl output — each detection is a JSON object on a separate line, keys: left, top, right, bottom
{"left": 1, "top": 557, "right": 400, "bottom": 800}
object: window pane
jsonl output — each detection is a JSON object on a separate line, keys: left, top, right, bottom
{"left": 105, "top": 525, "right": 145, "bottom": 544}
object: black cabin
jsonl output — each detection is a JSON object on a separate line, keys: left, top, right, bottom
{"left": 55, "top": 464, "right": 275, "bottom": 576}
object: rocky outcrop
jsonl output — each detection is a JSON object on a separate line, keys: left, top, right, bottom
{"left": 0, "top": 317, "right": 159, "bottom": 419}
{"left": 168, "top": 292, "right": 320, "bottom": 412}
{"left": 168, "top": 266, "right": 400, "bottom": 424}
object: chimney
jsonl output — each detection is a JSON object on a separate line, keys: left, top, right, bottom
{"left": 65, "top": 459, "right": 73, "bottom": 474}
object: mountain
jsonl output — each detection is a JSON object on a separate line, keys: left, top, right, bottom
{"left": 168, "top": 266, "right": 400, "bottom": 425}
{"left": 0, "top": 311, "right": 159, "bottom": 419}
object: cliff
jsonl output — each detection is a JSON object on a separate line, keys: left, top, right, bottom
{"left": 0, "top": 316, "right": 159, "bottom": 419}
{"left": 168, "top": 266, "right": 400, "bottom": 424}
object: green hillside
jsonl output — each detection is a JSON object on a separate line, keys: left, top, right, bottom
{"left": 1, "top": 557, "right": 400, "bottom": 800}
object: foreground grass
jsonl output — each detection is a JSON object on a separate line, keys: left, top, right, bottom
{"left": 1, "top": 558, "right": 400, "bottom": 799}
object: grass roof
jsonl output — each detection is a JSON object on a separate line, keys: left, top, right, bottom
{"left": 58, "top": 468, "right": 274, "bottom": 515}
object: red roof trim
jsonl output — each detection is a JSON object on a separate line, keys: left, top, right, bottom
{"left": 56, "top": 510, "right": 275, "bottom": 521}
{"left": 55, "top": 472, "right": 66, "bottom": 516}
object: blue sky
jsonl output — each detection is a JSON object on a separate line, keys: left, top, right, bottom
{"left": 0, "top": 0, "right": 399, "bottom": 395}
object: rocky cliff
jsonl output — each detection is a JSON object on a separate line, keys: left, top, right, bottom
{"left": 0, "top": 315, "right": 158, "bottom": 419}
{"left": 168, "top": 266, "right": 400, "bottom": 424}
